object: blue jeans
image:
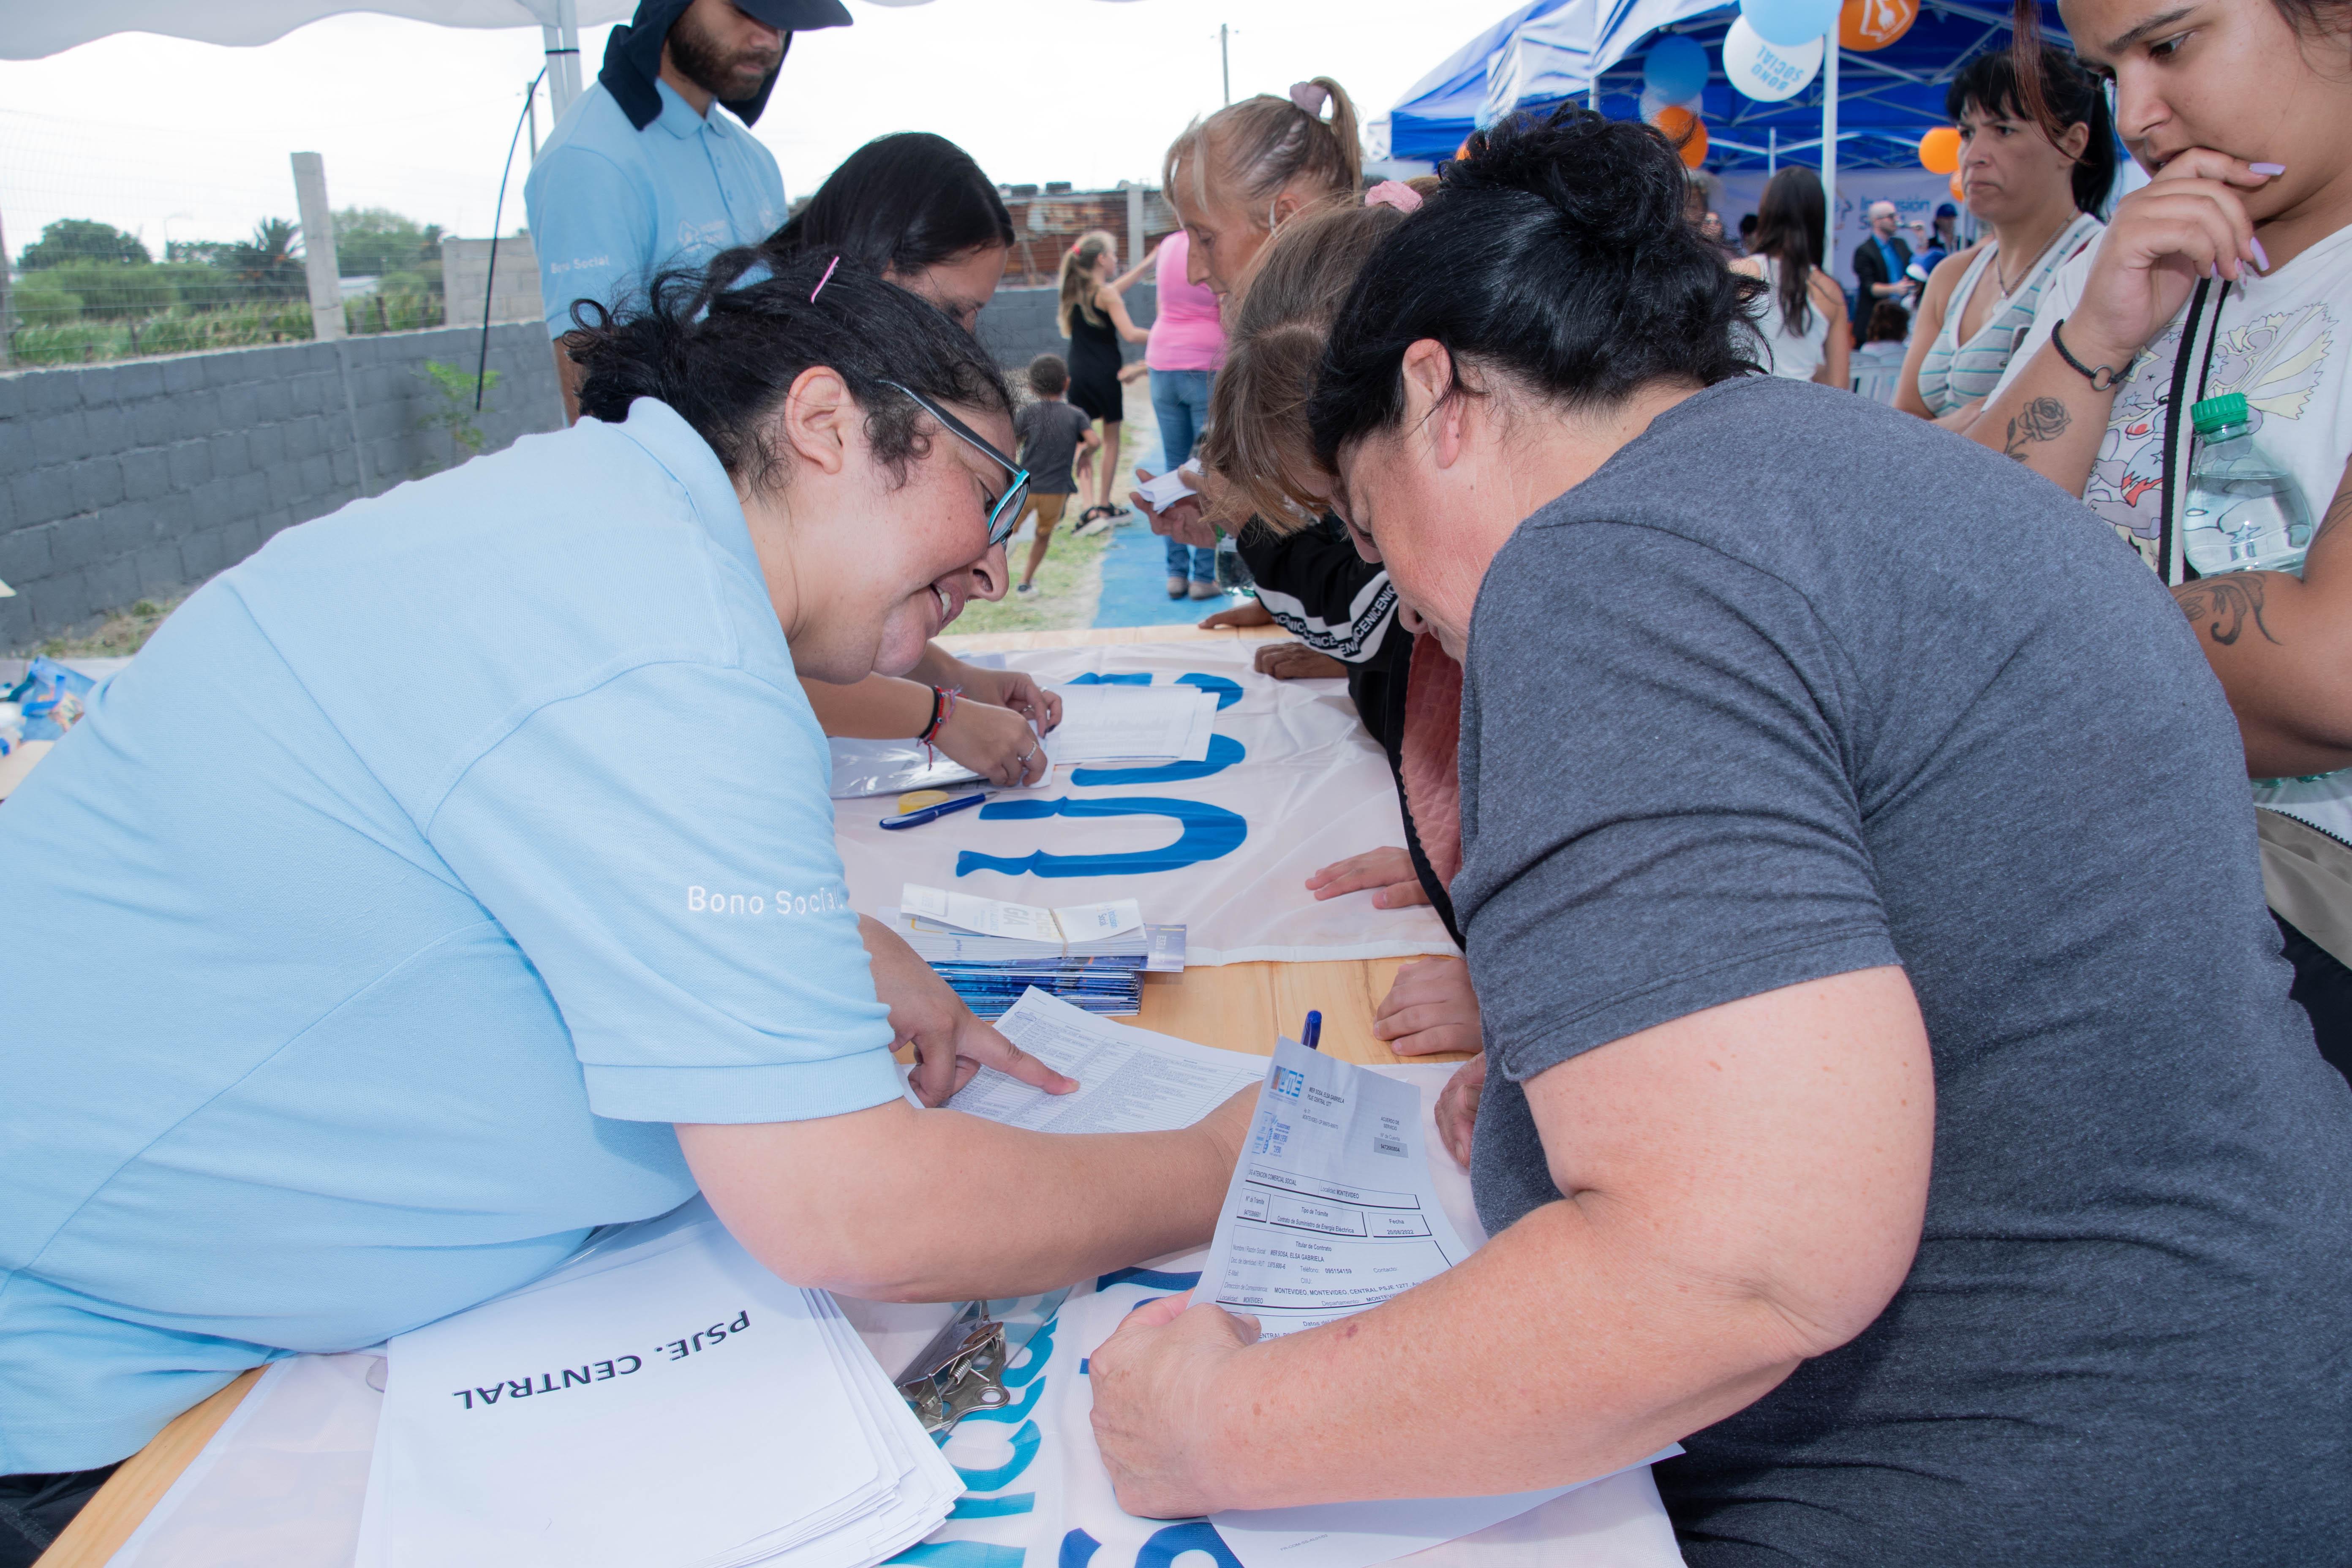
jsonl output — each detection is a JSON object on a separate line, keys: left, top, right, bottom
{"left": 1153, "top": 369, "right": 1217, "bottom": 583}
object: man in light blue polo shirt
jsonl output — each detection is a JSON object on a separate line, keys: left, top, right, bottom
{"left": 525, "top": 0, "right": 850, "bottom": 418}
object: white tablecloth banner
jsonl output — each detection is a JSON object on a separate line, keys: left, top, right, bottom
{"left": 833, "top": 642, "right": 1457, "bottom": 965}
{"left": 108, "top": 1069, "right": 1685, "bottom": 1568}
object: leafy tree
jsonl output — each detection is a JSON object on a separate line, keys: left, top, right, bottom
{"left": 332, "top": 207, "right": 446, "bottom": 280}
{"left": 164, "top": 240, "right": 233, "bottom": 267}
{"left": 45, "top": 263, "right": 176, "bottom": 320}
{"left": 21, "top": 218, "right": 150, "bottom": 270}
{"left": 224, "top": 218, "right": 309, "bottom": 300}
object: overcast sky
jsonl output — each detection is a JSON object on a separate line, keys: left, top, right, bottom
{"left": 0, "top": 0, "right": 1516, "bottom": 257}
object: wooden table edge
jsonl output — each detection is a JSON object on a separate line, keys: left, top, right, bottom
{"left": 39, "top": 1366, "right": 266, "bottom": 1567}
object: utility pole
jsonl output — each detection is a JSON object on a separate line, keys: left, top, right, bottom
{"left": 0, "top": 201, "right": 12, "bottom": 370}
{"left": 291, "top": 152, "right": 346, "bottom": 343}
{"left": 1220, "top": 23, "right": 1230, "bottom": 106}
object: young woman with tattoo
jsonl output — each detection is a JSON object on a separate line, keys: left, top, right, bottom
{"left": 1967, "top": 0, "right": 2352, "bottom": 1074}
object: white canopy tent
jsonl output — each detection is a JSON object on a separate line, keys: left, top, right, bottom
{"left": 0, "top": 0, "right": 636, "bottom": 118}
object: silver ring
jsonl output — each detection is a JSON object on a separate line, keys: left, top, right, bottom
{"left": 1017, "top": 746, "right": 1037, "bottom": 764}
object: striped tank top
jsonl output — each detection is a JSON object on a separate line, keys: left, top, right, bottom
{"left": 1916, "top": 211, "right": 2103, "bottom": 415}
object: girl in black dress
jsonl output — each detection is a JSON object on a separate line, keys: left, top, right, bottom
{"left": 1055, "top": 229, "right": 1152, "bottom": 522}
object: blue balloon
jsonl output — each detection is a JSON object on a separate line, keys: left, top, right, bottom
{"left": 1642, "top": 35, "right": 1710, "bottom": 103}
{"left": 1739, "top": 0, "right": 1840, "bottom": 46}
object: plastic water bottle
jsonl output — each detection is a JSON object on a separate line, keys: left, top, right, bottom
{"left": 2181, "top": 392, "right": 2313, "bottom": 576}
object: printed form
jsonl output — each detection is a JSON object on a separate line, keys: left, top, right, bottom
{"left": 1200, "top": 1036, "right": 1471, "bottom": 1336}
{"left": 1198, "top": 1041, "right": 1682, "bottom": 1568}
{"left": 949, "top": 988, "right": 1265, "bottom": 1134}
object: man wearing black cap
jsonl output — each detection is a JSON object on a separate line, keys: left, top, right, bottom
{"left": 524, "top": 0, "right": 850, "bottom": 419}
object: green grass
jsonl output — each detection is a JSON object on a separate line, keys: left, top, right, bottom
{"left": 32, "top": 595, "right": 183, "bottom": 659}
{"left": 956, "top": 518, "right": 1109, "bottom": 634}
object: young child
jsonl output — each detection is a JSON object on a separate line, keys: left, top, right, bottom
{"left": 1013, "top": 354, "right": 1100, "bottom": 595}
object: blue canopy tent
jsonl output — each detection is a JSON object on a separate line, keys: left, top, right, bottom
{"left": 1391, "top": 0, "right": 2070, "bottom": 171}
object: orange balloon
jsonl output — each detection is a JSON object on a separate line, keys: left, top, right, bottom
{"left": 1840, "top": 0, "right": 1917, "bottom": 50}
{"left": 1919, "top": 125, "right": 1962, "bottom": 174}
{"left": 1653, "top": 106, "right": 1710, "bottom": 168}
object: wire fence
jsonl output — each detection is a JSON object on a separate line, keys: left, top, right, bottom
{"left": 0, "top": 107, "right": 524, "bottom": 368}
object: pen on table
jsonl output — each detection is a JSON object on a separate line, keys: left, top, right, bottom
{"left": 1301, "top": 1010, "right": 1322, "bottom": 1051}
{"left": 879, "top": 791, "right": 988, "bottom": 830}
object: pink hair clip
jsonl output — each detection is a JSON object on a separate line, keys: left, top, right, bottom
{"left": 1366, "top": 180, "right": 1423, "bottom": 215}
{"left": 810, "top": 253, "right": 840, "bottom": 302}
{"left": 1289, "top": 80, "right": 1332, "bottom": 116}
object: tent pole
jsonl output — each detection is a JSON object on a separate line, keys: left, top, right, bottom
{"left": 544, "top": 0, "right": 582, "bottom": 120}
{"left": 1821, "top": 36, "right": 1839, "bottom": 259}
{"left": 1769, "top": 127, "right": 1777, "bottom": 174}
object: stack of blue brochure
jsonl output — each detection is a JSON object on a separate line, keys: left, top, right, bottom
{"left": 887, "top": 884, "right": 1184, "bottom": 1018}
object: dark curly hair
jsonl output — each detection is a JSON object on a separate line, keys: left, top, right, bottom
{"left": 1948, "top": 44, "right": 2117, "bottom": 216}
{"left": 764, "top": 131, "right": 1014, "bottom": 279}
{"left": 569, "top": 248, "right": 1012, "bottom": 495}
{"left": 1309, "top": 105, "right": 1761, "bottom": 468}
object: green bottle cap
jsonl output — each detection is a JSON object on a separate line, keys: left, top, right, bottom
{"left": 2191, "top": 392, "right": 2250, "bottom": 434}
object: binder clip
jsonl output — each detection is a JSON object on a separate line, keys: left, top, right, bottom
{"left": 895, "top": 1302, "right": 1010, "bottom": 1435}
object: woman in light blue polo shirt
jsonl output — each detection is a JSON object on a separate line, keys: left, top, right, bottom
{"left": 0, "top": 251, "right": 1248, "bottom": 1539}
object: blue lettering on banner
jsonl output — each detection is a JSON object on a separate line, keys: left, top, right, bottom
{"left": 1058, "top": 1530, "right": 1103, "bottom": 1568}
{"left": 1001, "top": 1318, "right": 1056, "bottom": 1389}
{"left": 956, "top": 798, "right": 1246, "bottom": 879}
{"left": 948, "top": 1418, "right": 1044, "bottom": 1491}
{"left": 1071, "top": 734, "right": 1245, "bottom": 788}
{"left": 886, "top": 1544, "right": 1030, "bottom": 1568}
{"left": 1136, "top": 1521, "right": 1244, "bottom": 1568}
{"left": 1094, "top": 1267, "right": 1202, "bottom": 1293}
{"left": 947, "top": 1492, "right": 1039, "bottom": 1520}
{"left": 1174, "top": 673, "right": 1243, "bottom": 710}
{"left": 1064, "top": 672, "right": 1154, "bottom": 686}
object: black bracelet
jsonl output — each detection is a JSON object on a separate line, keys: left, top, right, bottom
{"left": 2049, "top": 318, "right": 2123, "bottom": 392}
{"left": 916, "top": 686, "right": 949, "bottom": 744}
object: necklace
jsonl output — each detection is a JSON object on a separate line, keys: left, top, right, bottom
{"left": 1990, "top": 216, "right": 2075, "bottom": 308}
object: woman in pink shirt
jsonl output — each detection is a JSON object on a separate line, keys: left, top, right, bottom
{"left": 1146, "top": 230, "right": 1226, "bottom": 598}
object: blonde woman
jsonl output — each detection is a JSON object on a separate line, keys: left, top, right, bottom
{"left": 1056, "top": 230, "right": 1152, "bottom": 522}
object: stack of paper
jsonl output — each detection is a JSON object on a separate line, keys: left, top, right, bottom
{"left": 948, "top": 988, "right": 1266, "bottom": 1131}
{"left": 357, "top": 1216, "right": 961, "bottom": 1568}
{"left": 1044, "top": 684, "right": 1218, "bottom": 764}
{"left": 894, "top": 885, "right": 1184, "bottom": 1018}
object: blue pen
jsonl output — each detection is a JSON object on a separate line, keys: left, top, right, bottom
{"left": 1301, "top": 1010, "right": 1322, "bottom": 1051}
{"left": 879, "top": 791, "right": 988, "bottom": 830}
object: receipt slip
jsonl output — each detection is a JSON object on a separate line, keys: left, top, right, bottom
{"left": 1197, "top": 1045, "right": 1682, "bottom": 1568}
{"left": 358, "top": 1220, "right": 959, "bottom": 1568}
{"left": 902, "top": 883, "right": 1142, "bottom": 945}
{"left": 1134, "top": 467, "right": 1199, "bottom": 509}
{"left": 1199, "top": 1037, "right": 1473, "bottom": 1337}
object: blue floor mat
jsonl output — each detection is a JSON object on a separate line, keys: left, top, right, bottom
{"left": 1090, "top": 515, "right": 1238, "bottom": 627}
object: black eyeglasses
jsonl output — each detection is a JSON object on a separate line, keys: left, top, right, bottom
{"left": 881, "top": 380, "right": 1031, "bottom": 549}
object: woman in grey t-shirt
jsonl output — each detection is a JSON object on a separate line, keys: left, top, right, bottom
{"left": 1086, "top": 106, "right": 2352, "bottom": 1565}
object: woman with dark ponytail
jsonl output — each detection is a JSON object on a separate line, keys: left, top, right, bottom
{"left": 0, "top": 251, "right": 1257, "bottom": 1526}
{"left": 750, "top": 132, "right": 1065, "bottom": 789}
{"left": 1730, "top": 166, "right": 1851, "bottom": 385}
{"left": 1086, "top": 103, "right": 2352, "bottom": 1564}
{"left": 762, "top": 131, "right": 1015, "bottom": 331}
{"left": 1896, "top": 44, "right": 2110, "bottom": 427}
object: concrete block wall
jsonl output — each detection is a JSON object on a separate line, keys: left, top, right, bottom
{"left": 0, "top": 324, "right": 564, "bottom": 649}
{"left": 978, "top": 284, "right": 1157, "bottom": 377}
